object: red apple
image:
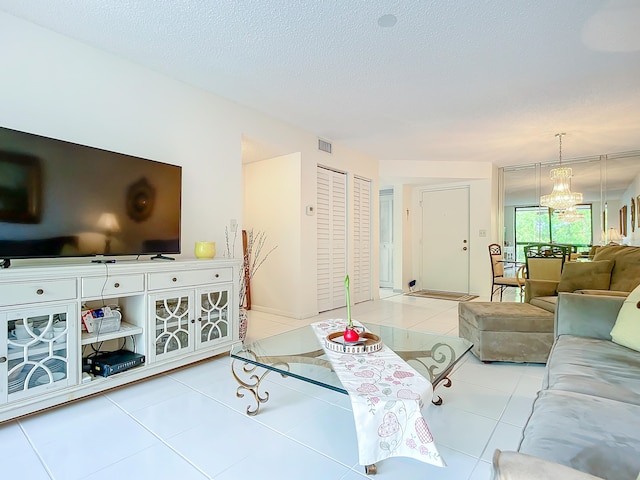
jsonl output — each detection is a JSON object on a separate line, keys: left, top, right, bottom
{"left": 344, "top": 327, "right": 360, "bottom": 343}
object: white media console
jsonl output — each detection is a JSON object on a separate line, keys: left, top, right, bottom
{"left": 0, "top": 258, "right": 240, "bottom": 422}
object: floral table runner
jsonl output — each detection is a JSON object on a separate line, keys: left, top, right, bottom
{"left": 311, "top": 319, "right": 445, "bottom": 468}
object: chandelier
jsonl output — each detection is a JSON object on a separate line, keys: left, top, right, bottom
{"left": 556, "top": 205, "right": 583, "bottom": 223}
{"left": 540, "top": 133, "right": 583, "bottom": 211}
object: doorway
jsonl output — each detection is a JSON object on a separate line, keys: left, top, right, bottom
{"left": 379, "top": 190, "right": 393, "bottom": 288}
{"left": 421, "top": 187, "right": 470, "bottom": 293}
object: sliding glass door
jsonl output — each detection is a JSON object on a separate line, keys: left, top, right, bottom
{"left": 513, "top": 205, "right": 592, "bottom": 262}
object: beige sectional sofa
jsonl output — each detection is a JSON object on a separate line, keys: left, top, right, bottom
{"left": 525, "top": 245, "right": 640, "bottom": 313}
{"left": 492, "top": 293, "right": 640, "bottom": 479}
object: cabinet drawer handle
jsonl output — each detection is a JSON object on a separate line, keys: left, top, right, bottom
{"left": 215, "top": 273, "right": 220, "bottom": 278}
{"left": 114, "top": 282, "right": 120, "bottom": 288}
{"left": 36, "top": 288, "right": 44, "bottom": 295}
{"left": 172, "top": 277, "right": 177, "bottom": 282}
{"left": 0, "top": 356, "right": 6, "bottom": 363}
{"left": 191, "top": 318, "right": 196, "bottom": 323}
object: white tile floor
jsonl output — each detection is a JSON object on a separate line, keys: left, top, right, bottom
{"left": 0, "top": 289, "right": 543, "bottom": 480}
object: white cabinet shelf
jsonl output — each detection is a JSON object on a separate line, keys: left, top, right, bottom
{"left": 81, "top": 321, "right": 143, "bottom": 346}
{"left": 7, "top": 340, "right": 68, "bottom": 361}
{"left": 1, "top": 258, "right": 240, "bottom": 422}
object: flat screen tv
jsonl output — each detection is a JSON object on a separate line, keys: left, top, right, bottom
{"left": 0, "top": 126, "right": 181, "bottom": 266}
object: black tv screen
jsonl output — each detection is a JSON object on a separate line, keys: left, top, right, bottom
{"left": 0, "top": 126, "right": 181, "bottom": 261}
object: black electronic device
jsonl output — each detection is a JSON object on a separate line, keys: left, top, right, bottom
{"left": 86, "top": 349, "right": 145, "bottom": 377}
{"left": 0, "top": 125, "right": 182, "bottom": 263}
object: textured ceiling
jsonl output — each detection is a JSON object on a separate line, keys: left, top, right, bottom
{"left": 1, "top": 0, "right": 640, "bottom": 173}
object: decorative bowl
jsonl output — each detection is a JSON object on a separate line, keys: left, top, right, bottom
{"left": 325, "top": 331, "right": 382, "bottom": 354}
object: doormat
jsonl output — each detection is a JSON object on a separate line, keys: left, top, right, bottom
{"left": 405, "top": 290, "right": 478, "bottom": 302}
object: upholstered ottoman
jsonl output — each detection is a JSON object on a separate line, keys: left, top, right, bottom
{"left": 458, "top": 302, "right": 554, "bottom": 363}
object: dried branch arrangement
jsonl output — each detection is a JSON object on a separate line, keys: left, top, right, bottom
{"left": 225, "top": 227, "right": 277, "bottom": 308}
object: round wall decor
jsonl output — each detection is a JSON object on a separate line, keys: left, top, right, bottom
{"left": 126, "top": 177, "right": 155, "bottom": 222}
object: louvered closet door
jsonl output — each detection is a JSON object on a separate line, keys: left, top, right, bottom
{"left": 317, "top": 167, "right": 347, "bottom": 312}
{"left": 353, "top": 176, "right": 372, "bottom": 303}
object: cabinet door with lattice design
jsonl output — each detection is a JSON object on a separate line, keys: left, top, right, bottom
{"left": 195, "top": 286, "right": 232, "bottom": 349}
{"left": 149, "top": 290, "right": 195, "bottom": 362}
{"left": 1, "top": 304, "right": 77, "bottom": 404}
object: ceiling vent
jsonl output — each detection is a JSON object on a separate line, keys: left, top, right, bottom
{"left": 318, "top": 138, "right": 332, "bottom": 154}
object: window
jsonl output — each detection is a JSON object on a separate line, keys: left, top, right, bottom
{"left": 514, "top": 205, "right": 592, "bottom": 261}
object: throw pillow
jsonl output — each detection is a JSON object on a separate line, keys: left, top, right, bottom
{"left": 557, "top": 260, "right": 614, "bottom": 293}
{"left": 610, "top": 284, "right": 640, "bottom": 352}
{"left": 593, "top": 245, "right": 640, "bottom": 292}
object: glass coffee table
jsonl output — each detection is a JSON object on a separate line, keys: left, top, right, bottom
{"left": 230, "top": 323, "right": 473, "bottom": 416}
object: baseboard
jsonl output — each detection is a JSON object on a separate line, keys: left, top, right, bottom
{"left": 247, "top": 304, "right": 317, "bottom": 320}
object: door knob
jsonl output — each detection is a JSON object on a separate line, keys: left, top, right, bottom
{"left": 463, "top": 247, "right": 468, "bottom": 251}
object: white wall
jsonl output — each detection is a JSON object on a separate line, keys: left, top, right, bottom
{"left": 391, "top": 186, "right": 402, "bottom": 292}
{"left": 0, "top": 12, "right": 242, "bottom": 262}
{"left": 241, "top": 145, "right": 378, "bottom": 317}
{"left": 381, "top": 160, "right": 495, "bottom": 297}
{"left": 243, "top": 153, "right": 304, "bottom": 317}
{"left": 239, "top": 138, "right": 378, "bottom": 319}
{"left": 590, "top": 200, "right": 603, "bottom": 245}
{"left": 388, "top": 184, "right": 415, "bottom": 293}
{"left": 620, "top": 171, "right": 640, "bottom": 246}
{"left": 0, "top": 12, "right": 379, "bottom": 319}
{"left": 410, "top": 179, "right": 493, "bottom": 297}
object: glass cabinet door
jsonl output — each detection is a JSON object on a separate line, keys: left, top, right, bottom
{"left": 151, "top": 291, "right": 194, "bottom": 362}
{"left": 3, "top": 304, "right": 75, "bottom": 402}
{"left": 196, "top": 286, "right": 231, "bottom": 349}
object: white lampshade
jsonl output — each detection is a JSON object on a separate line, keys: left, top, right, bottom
{"left": 607, "top": 228, "right": 622, "bottom": 244}
{"left": 97, "top": 213, "right": 121, "bottom": 233}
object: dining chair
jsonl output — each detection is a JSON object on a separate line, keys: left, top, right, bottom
{"left": 488, "top": 243, "right": 523, "bottom": 301}
{"left": 523, "top": 244, "right": 569, "bottom": 281}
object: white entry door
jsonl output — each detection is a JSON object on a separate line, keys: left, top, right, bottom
{"left": 379, "top": 191, "right": 393, "bottom": 288}
{"left": 317, "top": 167, "right": 347, "bottom": 312}
{"left": 421, "top": 187, "right": 470, "bottom": 293}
